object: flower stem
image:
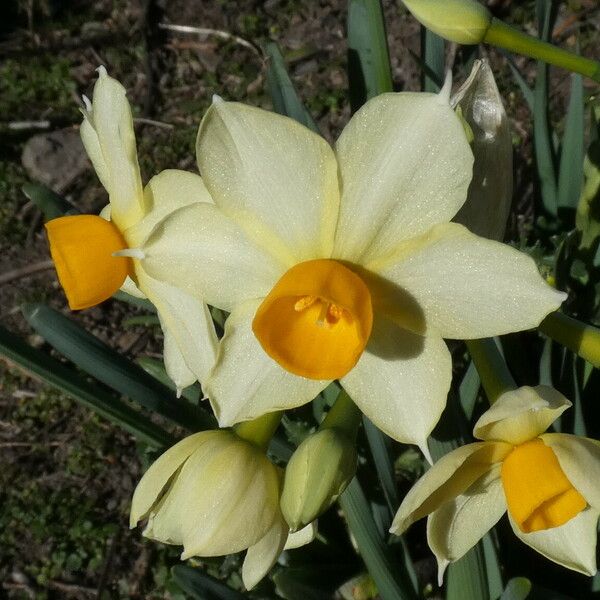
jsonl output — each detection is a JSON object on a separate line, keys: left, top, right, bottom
{"left": 466, "top": 338, "right": 516, "bottom": 404}
{"left": 234, "top": 411, "right": 283, "bottom": 451}
{"left": 539, "top": 311, "right": 600, "bottom": 369}
{"left": 484, "top": 18, "right": 600, "bottom": 82}
{"left": 321, "top": 389, "right": 361, "bottom": 440}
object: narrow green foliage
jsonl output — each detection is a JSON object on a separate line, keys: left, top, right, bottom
{"left": 500, "top": 577, "right": 532, "bottom": 600}
{"left": 534, "top": 0, "right": 558, "bottom": 216}
{"left": 0, "top": 325, "right": 173, "bottom": 448}
{"left": 557, "top": 73, "right": 584, "bottom": 213}
{"left": 137, "top": 356, "right": 202, "bottom": 404}
{"left": 338, "top": 479, "right": 417, "bottom": 600}
{"left": 171, "top": 565, "right": 245, "bottom": 600}
{"left": 347, "top": 0, "right": 393, "bottom": 112}
{"left": 422, "top": 28, "right": 445, "bottom": 93}
{"left": 265, "top": 42, "right": 320, "bottom": 134}
{"left": 22, "top": 303, "right": 214, "bottom": 431}
{"left": 22, "top": 183, "right": 76, "bottom": 220}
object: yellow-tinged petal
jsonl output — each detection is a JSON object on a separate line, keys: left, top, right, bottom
{"left": 45, "top": 215, "right": 131, "bottom": 310}
{"left": 162, "top": 324, "right": 197, "bottom": 392}
{"left": 81, "top": 67, "right": 144, "bottom": 230}
{"left": 205, "top": 300, "right": 329, "bottom": 427}
{"left": 197, "top": 100, "right": 339, "bottom": 262}
{"left": 473, "top": 385, "right": 571, "bottom": 445}
{"left": 370, "top": 222, "right": 566, "bottom": 338}
{"left": 501, "top": 439, "right": 587, "bottom": 533}
{"left": 135, "top": 270, "right": 218, "bottom": 384}
{"left": 340, "top": 316, "right": 451, "bottom": 455}
{"left": 284, "top": 521, "right": 317, "bottom": 550}
{"left": 129, "top": 431, "right": 217, "bottom": 527}
{"left": 390, "top": 441, "right": 512, "bottom": 534}
{"left": 124, "top": 169, "right": 214, "bottom": 248}
{"left": 141, "top": 203, "right": 287, "bottom": 311}
{"left": 242, "top": 514, "right": 288, "bottom": 590}
{"left": 253, "top": 259, "right": 372, "bottom": 380}
{"left": 509, "top": 508, "right": 598, "bottom": 576}
{"left": 427, "top": 466, "right": 506, "bottom": 585}
{"left": 333, "top": 91, "right": 473, "bottom": 264}
{"left": 541, "top": 433, "right": 600, "bottom": 511}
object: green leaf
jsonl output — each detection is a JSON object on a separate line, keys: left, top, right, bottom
{"left": 347, "top": 0, "right": 393, "bottom": 112}
{"left": 0, "top": 324, "right": 173, "bottom": 448}
{"left": 558, "top": 72, "right": 584, "bottom": 212}
{"left": 22, "top": 182, "right": 76, "bottom": 220}
{"left": 422, "top": 28, "right": 445, "bottom": 93}
{"left": 112, "top": 290, "right": 156, "bottom": 312}
{"left": 274, "top": 568, "right": 339, "bottom": 600}
{"left": 338, "top": 478, "right": 417, "bottom": 600}
{"left": 534, "top": 0, "right": 559, "bottom": 215}
{"left": 171, "top": 565, "right": 245, "bottom": 600}
{"left": 507, "top": 58, "right": 534, "bottom": 111}
{"left": 501, "top": 577, "right": 532, "bottom": 600}
{"left": 22, "top": 303, "right": 215, "bottom": 431}
{"left": 265, "top": 41, "right": 319, "bottom": 134}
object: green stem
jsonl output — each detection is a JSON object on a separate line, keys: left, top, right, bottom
{"left": 321, "top": 389, "right": 362, "bottom": 439}
{"left": 234, "top": 411, "right": 283, "bottom": 451}
{"left": 484, "top": 17, "right": 600, "bottom": 83}
{"left": 466, "top": 339, "right": 516, "bottom": 404}
{"left": 539, "top": 311, "right": 600, "bottom": 369}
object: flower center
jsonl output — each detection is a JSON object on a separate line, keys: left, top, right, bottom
{"left": 501, "top": 438, "right": 586, "bottom": 533}
{"left": 252, "top": 259, "right": 373, "bottom": 380}
{"left": 45, "top": 215, "right": 132, "bottom": 310}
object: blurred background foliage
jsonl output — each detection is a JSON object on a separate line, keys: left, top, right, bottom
{"left": 1, "top": 0, "right": 600, "bottom": 598}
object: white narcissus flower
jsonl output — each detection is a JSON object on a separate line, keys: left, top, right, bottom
{"left": 130, "top": 430, "right": 315, "bottom": 590}
{"left": 137, "top": 75, "right": 565, "bottom": 456}
{"left": 391, "top": 386, "right": 600, "bottom": 581}
{"left": 44, "top": 67, "right": 217, "bottom": 392}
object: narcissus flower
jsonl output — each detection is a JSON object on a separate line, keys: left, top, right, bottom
{"left": 44, "top": 67, "right": 217, "bottom": 391}
{"left": 391, "top": 386, "right": 600, "bottom": 580}
{"left": 130, "top": 430, "right": 315, "bottom": 590}
{"left": 138, "top": 76, "right": 564, "bottom": 455}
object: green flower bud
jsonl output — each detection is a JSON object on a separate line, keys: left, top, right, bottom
{"left": 281, "top": 428, "right": 358, "bottom": 531}
{"left": 402, "top": 0, "right": 492, "bottom": 44}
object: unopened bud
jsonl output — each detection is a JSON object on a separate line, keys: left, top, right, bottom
{"left": 281, "top": 428, "right": 357, "bottom": 531}
{"left": 402, "top": 0, "right": 491, "bottom": 45}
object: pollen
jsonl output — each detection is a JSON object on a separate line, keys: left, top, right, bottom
{"left": 501, "top": 438, "right": 587, "bottom": 533}
{"left": 252, "top": 259, "right": 373, "bottom": 380}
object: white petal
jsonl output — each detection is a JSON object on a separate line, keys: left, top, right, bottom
{"left": 427, "top": 465, "right": 506, "bottom": 585}
{"left": 124, "top": 169, "right": 214, "bottom": 247}
{"left": 205, "top": 300, "right": 329, "bottom": 426}
{"left": 509, "top": 508, "right": 598, "bottom": 576}
{"left": 242, "top": 515, "right": 288, "bottom": 590}
{"left": 129, "top": 431, "right": 213, "bottom": 527}
{"left": 390, "top": 441, "right": 512, "bottom": 535}
{"left": 135, "top": 269, "right": 218, "bottom": 384}
{"left": 197, "top": 101, "right": 339, "bottom": 262}
{"left": 120, "top": 275, "right": 147, "bottom": 299}
{"left": 370, "top": 222, "right": 566, "bottom": 338}
{"left": 340, "top": 316, "right": 451, "bottom": 456}
{"left": 81, "top": 66, "right": 144, "bottom": 230}
{"left": 333, "top": 91, "right": 473, "bottom": 264}
{"left": 473, "top": 386, "right": 571, "bottom": 445}
{"left": 284, "top": 521, "right": 317, "bottom": 550}
{"left": 162, "top": 324, "right": 197, "bottom": 391}
{"left": 141, "top": 203, "right": 287, "bottom": 311}
{"left": 541, "top": 433, "right": 600, "bottom": 511}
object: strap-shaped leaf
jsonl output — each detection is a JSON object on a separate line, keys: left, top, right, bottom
{"left": 0, "top": 324, "right": 173, "bottom": 448}
{"left": 422, "top": 28, "right": 445, "bottom": 93}
{"left": 347, "top": 0, "right": 393, "bottom": 112}
{"left": 22, "top": 182, "right": 77, "bottom": 220}
{"left": 171, "top": 565, "right": 245, "bottom": 600}
{"left": 23, "top": 303, "right": 214, "bottom": 431}
{"left": 265, "top": 41, "right": 319, "bottom": 134}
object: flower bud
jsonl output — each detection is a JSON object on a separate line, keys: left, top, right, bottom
{"left": 402, "top": 0, "right": 492, "bottom": 45}
{"left": 130, "top": 429, "right": 282, "bottom": 561}
{"left": 281, "top": 428, "right": 358, "bottom": 531}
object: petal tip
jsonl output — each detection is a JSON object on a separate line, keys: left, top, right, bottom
{"left": 438, "top": 71, "right": 453, "bottom": 104}
{"left": 212, "top": 93, "right": 224, "bottom": 104}
{"left": 96, "top": 65, "right": 108, "bottom": 78}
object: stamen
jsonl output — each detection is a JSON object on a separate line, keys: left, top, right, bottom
{"left": 113, "top": 248, "right": 145, "bottom": 259}
{"left": 326, "top": 304, "right": 343, "bottom": 325}
{"left": 316, "top": 301, "right": 330, "bottom": 328}
{"left": 294, "top": 295, "right": 317, "bottom": 312}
